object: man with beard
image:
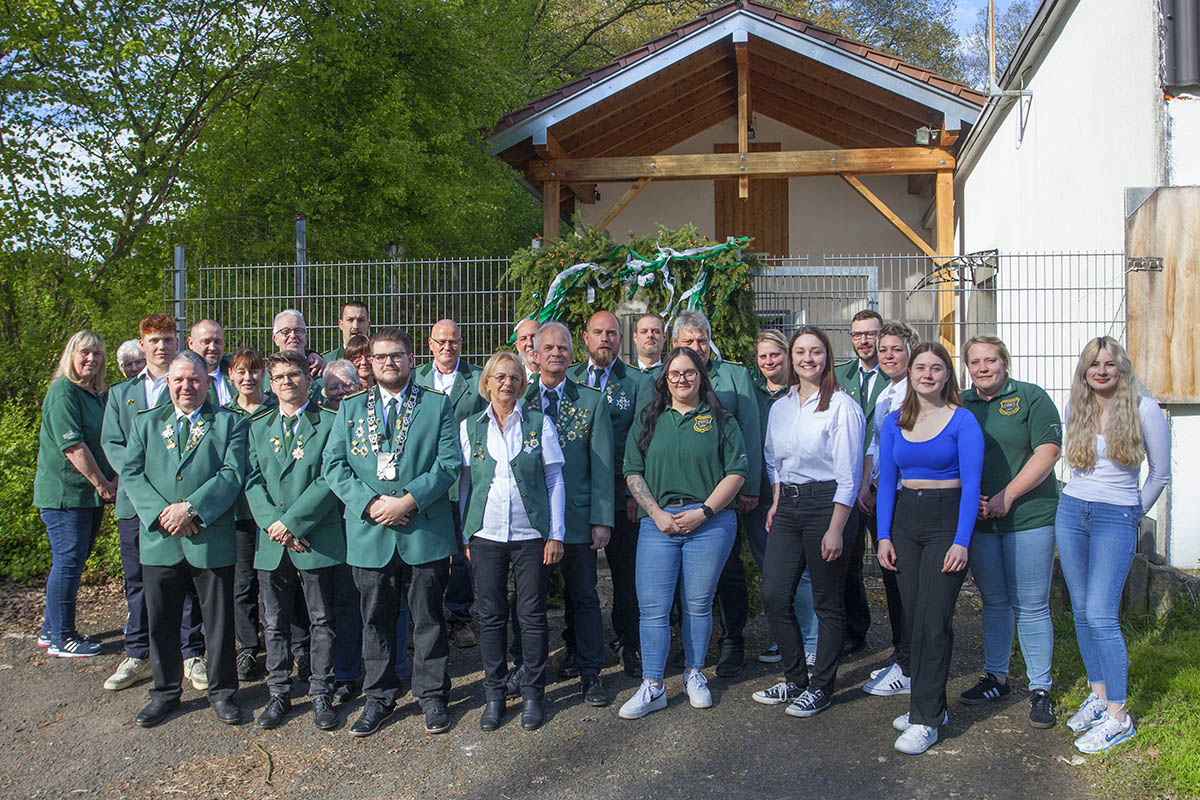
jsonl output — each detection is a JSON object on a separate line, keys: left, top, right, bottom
{"left": 189, "top": 319, "right": 235, "bottom": 407}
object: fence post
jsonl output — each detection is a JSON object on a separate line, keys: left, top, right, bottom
{"left": 295, "top": 213, "right": 308, "bottom": 309}
{"left": 172, "top": 245, "right": 187, "bottom": 334}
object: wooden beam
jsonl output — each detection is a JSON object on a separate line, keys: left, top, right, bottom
{"left": 600, "top": 178, "right": 653, "bottom": 231}
{"left": 839, "top": 173, "right": 937, "bottom": 259}
{"left": 533, "top": 132, "right": 596, "bottom": 203}
{"left": 543, "top": 180, "right": 561, "bottom": 241}
{"left": 736, "top": 41, "right": 750, "bottom": 199}
{"left": 584, "top": 78, "right": 737, "bottom": 158}
{"left": 754, "top": 84, "right": 893, "bottom": 148}
{"left": 935, "top": 168, "right": 955, "bottom": 351}
{"left": 750, "top": 69, "right": 912, "bottom": 145}
{"left": 751, "top": 95, "right": 867, "bottom": 149}
{"left": 530, "top": 146, "right": 954, "bottom": 182}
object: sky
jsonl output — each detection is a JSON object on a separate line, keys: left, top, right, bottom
{"left": 952, "top": 0, "right": 1026, "bottom": 38}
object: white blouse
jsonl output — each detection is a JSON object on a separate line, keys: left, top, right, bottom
{"left": 764, "top": 386, "right": 865, "bottom": 507}
{"left": 1062, "top": 395, "right": 1170, "bottom": 512}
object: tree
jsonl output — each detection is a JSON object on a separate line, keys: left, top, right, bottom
{"left": 958, "top": 0, "right": 1035, "bottom": 90}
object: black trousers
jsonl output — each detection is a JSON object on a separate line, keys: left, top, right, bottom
{"left": 715, "top": 524, "right": 749, "bottom": 650}
{"left": 511, "top": 542, "right": 605, "bottom": 677}
{"left": 605, "top": 486, "right": 640, "bottom": 651}
{"left": 472, "top": 537, "right": 548, "bottom": 701}
{"left": 871, "top": 505, "right": 908, "bottom": 673}
{"left": 143, "top": 560, "right": 236, "bottom": 704}
{"left": 843, "top": 508, "right": 873, "bottom": 645}
{"left": 259, "top": 559, "right": 337, "bottom": 697}
{"left": 117, "top": 517, "right": 204, "bottom": 661}
{"left": 236, "top": 519, "right": 310, "bottom": 657}
{"left": 444, "top": 503, "right": 474, "bottom": 625}
{"left": 353, "top": 552, "right": 449, "bottom": 709}
{"left": 761, "top": 482, "right": 850, "bottom": 693}
{"left": 891, "top": 488, "right": 967, "bottom": 727}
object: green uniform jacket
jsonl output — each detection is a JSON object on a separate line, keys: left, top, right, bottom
{"left": 33, "top": 378, "right": 114, "bottom": 509}
{"left": 102, "top": 374, "right": 164, "bottom": 519}
{"left": 704, "top": 359, "right": 762, "bottom": 494}
{"left": 322, "top": 384, "right": 461, "bottom": 568}
{"left": 461, "top": 405, "right": 554, "bottom": 539}
{"left": 836, "top": 358, "right": 888, "bottom": 452}
{"left": 122, "top": 401, "right": 248, "bottom": 568}
{"left": 413, "top": 360, "right": 485, "bottom": 423}
{"left": 322, "top": 346, "right": 345, "bottom": 362}
{"left": 225, "top": 397, "right": 277, "bottom": 521}
{"left": 524, "top": 379, "right": 615, "bottom": 543}
{"left": 206, "top": 368, "right": 237, "bottom": 409}
{"left": 566, "top": 358, "right": 650, "bottom": 499}
{"left": 245, "top": 403, "right": 345, "bottom": 571}
{"left": 751, "top": 376, "right": 788, "bottom": 498}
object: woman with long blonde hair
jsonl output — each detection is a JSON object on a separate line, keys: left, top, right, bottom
{"left": 1057, "top": 336, "right": 1169, "bottom": 754}
{"left": 34, "top": 331, "right": 116, "bottom": 658}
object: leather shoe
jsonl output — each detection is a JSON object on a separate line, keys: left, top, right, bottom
{"left": 333, "top": 680, "right": 361, "bottom": 705}
{"left": 841, "top": 638, "right": 865, "bottom": 657}
{"left": 479, "top": 699, "right": 505, "bottom": 731}
{"left": 212, "top": 699, "right": 243, "bottom": 725}
{"left": 622, "top": 647, "right": 642, "bottom": 679}
{"left": 504, "top": 664, "right": 525, "bottom": 699}
{"left": 257, "top": 695, "right": 290, "bottom": 729}
{"left": 715, "top": 645, "right": 745, "bottom": 678}
{"left": 521, "top": 697, "right": 544, "bottom": 730}
{"left": 557, "top": 652, "right": 579, "bottom": 680}
{"left": 581, "top": 674, "right": 609, "bottom": 707}
{"left": 294, "top": 649, "right": 311, "bottom": 683}
{"left": 311, "top": 694, "right": 339, "bottom": 730}
{"left": 423, "top": 700, "right": 450, "bottom": 734}
{"left": 135, "top": 698, "right": 179, "bottom": 728}
{"left": 349, "top": 701, "right": 395, "bottom": 737}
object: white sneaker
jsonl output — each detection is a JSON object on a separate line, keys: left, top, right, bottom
{"left": 895, "top": 723, "right": 939, "bottom": 754}
{"left": 184, "top": 656, "right": 209, "bottom": 691}
{"left": 1074, "top": 713, "right": 1136, "bottom": 753}
{"left": 103, "top": 656, "right": 151, "bottom": 691}
{"left": 618, "top": 680, "right": 667, "bottom": 719}
{"left": 892, "top": 709, "right": 949, "bottom": 731}
{"left": 1066, "top": 692, "right": 1108, "bottom": 732}
{"left": 864, "top": 662, "right": 911, "bottom": 696}
{"left": 684, "top": 669, "right": 712, "bottom": 709}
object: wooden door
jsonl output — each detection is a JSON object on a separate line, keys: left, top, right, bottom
{"left": 714, "top": 142, "right": 789, "bottom": 256}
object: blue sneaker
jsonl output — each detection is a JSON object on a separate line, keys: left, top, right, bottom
{"left": 1074, "top": 713, "right": 1136, "bottom": 753}
{"left": 48, "top": 635, "right": 102, "bottom": 658}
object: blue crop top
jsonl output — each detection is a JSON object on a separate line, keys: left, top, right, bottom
{"left": 876, "top": 406, "right": 985, "bottom": 548}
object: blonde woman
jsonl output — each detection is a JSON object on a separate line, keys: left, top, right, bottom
{"left": 34, "top": 331, "right": 116, "bottom": 658}
{"left": 1057, "top": 337, "right": 1169, "bottom": 754}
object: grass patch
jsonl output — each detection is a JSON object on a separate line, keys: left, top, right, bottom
{"left": 1051, "top": 597, "right": 1200, "bottom": 799}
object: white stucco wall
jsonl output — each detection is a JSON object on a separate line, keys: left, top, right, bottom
{"left": 577, "top": 115, "right": 929, "bottom": 259}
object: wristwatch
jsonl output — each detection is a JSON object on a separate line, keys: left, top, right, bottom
{"left": 184, "top": 502, "right": 197, "bottom": 520}
{"left": 700, "top": 504, "right": 715, "bottom": 519}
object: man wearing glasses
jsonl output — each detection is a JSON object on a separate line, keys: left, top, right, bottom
{"left": 322, "top": 328, "right": 462, "bottom": 737}
{"left": 835, "top": 309, "right": 886, "bottom": 655}
{"left": 272, "top": 309, "right": 327, "bottom": 382}
{"left": 414, "top": 319, "right": 485, "bottom": 649}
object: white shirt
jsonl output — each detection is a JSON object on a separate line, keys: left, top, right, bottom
{"left": 856, "top": 360, "right": 881, "bottom": 402}
{"left": 279, "top": 401, "right": 310, "bottom": 436}
{"left": 1062, "top": 396, "right": 1170, "bottom": 512}
{"left": 138, "top": 367, "right": 169, "bottom": 408}
{"left": 540, "top": 379, "right": 565, "bottom": 413}
{"left": 584, "top": 360, "right": 614, "bottom": 391}
{"left": 459, "top": 403, "right": 566, "bottom": 542}
{"left": 637, "top": 358, "right": 661, "bottom": 371}
{"left": 377, "top": 383, "right": 411, "bottom": 427}
{"left": 173, "top": 405, "right": 202, "bottom": 437}
{"left": 764, "top": 387, "right": 865, "bottom": 507}
{"left": 209, "top": 367, "right": 233, "bottom": 405}
{"left": 431, "top": 360, "right": 458, "bottom": 394}
{"left": 867, "top": 377, "right": 908, "bottom": 480}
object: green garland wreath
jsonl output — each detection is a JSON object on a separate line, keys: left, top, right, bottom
{"left": 507, "top": 222, "right": 762, "bottom": 367}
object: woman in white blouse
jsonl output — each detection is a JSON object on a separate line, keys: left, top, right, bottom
{"left": 752, "top": 325, "right": 865, "bottom": 719}
{"left": 458, "top": 351, "right": 566, "bottom": 733}
{"left": 1057, "top": 336, "right": 1169, "bottom": 754}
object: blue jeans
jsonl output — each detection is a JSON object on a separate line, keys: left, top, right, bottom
{"left": 1055, "top": 494, "right": 1138, "bottom": 704}
{"left": 969, "top": 525, "right": 1056, "bottom": 690}
{"left": 746, "top": 500, "right": 818, "bottom": 651}
{"left": 40, "top": 508, "right": 102, "bottom": 646}
{"left": 637, "top": 505, "right": 737, "bottom": 681}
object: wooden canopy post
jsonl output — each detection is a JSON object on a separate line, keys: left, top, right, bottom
{"left": 736, "top": 41, "right": 750, "bottom": 199}
{"left": 543, "top": 180, "right": 561, "bottom": 240}
{"left": 935, "top": 168, "right": 954, "bottom": 352}
{"left": 600, "top": 177, "right": 653, "bottom": 231}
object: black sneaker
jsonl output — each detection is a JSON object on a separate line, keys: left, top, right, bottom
{"left": 784, "top": 688, "right": 831, "bottom": 718}
{"left": 960, "top": 673, "right": 1011, "bottom": 705}
{"left": 1029, "top": 689, "right": 1057, "bottom": 728}
{"left": 236, "top": 650, "right": 259, "bottom": 682}
{"left": 752, "top": 681, "right": 803, "bottom": 706}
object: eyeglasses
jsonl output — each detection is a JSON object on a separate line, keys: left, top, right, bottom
{"left": 370, "top": 353, "right": 409, "bottom": 364}
{"left": 430, "top": 338, "right": 461, "bottom": 348}
{"left": 850, "top": 331, "right": 879, "bottom": 340}
{"left": 270, "top": 371, "right": 306, "bottom": 384}
{"left": 491, "top": 373, "right": 522, "bottom": 384}
{"left": 666, "top": 369, "right": 700, "bottom": 384}
{"left": 275, "top": 327, "right": 306, "bottom": 338}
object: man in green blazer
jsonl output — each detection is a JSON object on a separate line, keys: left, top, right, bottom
{"left": 834, "top": 309, "right": 886, "bottom": 654}
{"left": 520, "top": 321, "right": 614, "bottom": 706}
{"left": 413, "top": 318, "right": 485, "bottom": 647}
{"left": 566, "top": 309, "right": 650, "bottom": 678}
{"left": 188, "top": 319, "right": 236, "bottom": 407}
{"left": 321, "top": 300, "right": 370, "bottom": 361}
{"left": 322, "top": 328, "right": 462, "bottom": 738}
{"left": 672, "top": 308, "right": 761, "bottom": 678}
{"left": 121, "top": 350, "right": 248, "bottom": 728}
{"left": 244, "top": 350, "right": 345, "bottom": 732}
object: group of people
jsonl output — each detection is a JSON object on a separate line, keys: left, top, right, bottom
{"left": 33, "top": 297, "right": 1169, "bottom": 755}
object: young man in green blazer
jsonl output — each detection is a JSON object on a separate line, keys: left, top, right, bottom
{"left": 520, "top": 322, "right": 614, "bottom": 706}
{"left": 672, "top": 308, "right": 761, "bottom": 678}
{"left": 244, "top": 350, "right": 346, "bottom": 731}
{"left": 566, "top": 309, "right": 649, "bottom": 678}
{"left": 413, "top": 318, "right": 485, "bottom": 648}
{"left": 834, "top": 309, "right": 886, "bottom": 654}
{"left": 322, "top": 328, "right": 462, "bottom": 738}
{"left": 121, "top": 350, "right": 248, "bottom": 728}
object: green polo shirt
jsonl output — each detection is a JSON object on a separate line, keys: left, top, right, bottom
{"left": 623, "top": 402, "right": 748, "bottom": 518}
{"left": 33, "top": 378, "right": 114, "bottom": 508}
{"left": 963, "top": 378, "right": 1062, "bottom": 533}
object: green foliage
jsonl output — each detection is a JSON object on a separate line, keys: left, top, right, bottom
{"left": 508, "top": 222, "right": 762, "bottom": 366}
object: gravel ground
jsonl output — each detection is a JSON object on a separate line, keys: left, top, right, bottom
{"left": 0, "top": 570, "right": 1095, "bottom": 800}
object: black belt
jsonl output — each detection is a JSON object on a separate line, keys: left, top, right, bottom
{"left": 663, "top": 497, "right": 703, "bottom": 508}
{"left": 779, "top": 480, "right": 837, "bottom": 499}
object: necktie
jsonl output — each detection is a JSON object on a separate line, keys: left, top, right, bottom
{"left": 589, "top": 366, "right": 600, "bottom": 389}
{"left": 544, "top": 390, "right": 559, "bottom": 422}
{"left": 859, "top": 368, "right": 871, "bottom": 408}
{"left": 283, "top": 415, "right": 295, "bottom": 445}
{"left": 384, "top": 397, "right": 398, "bottom": 442}
{"left": 178, "top": 415, "right": 191, "bottom": 456}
